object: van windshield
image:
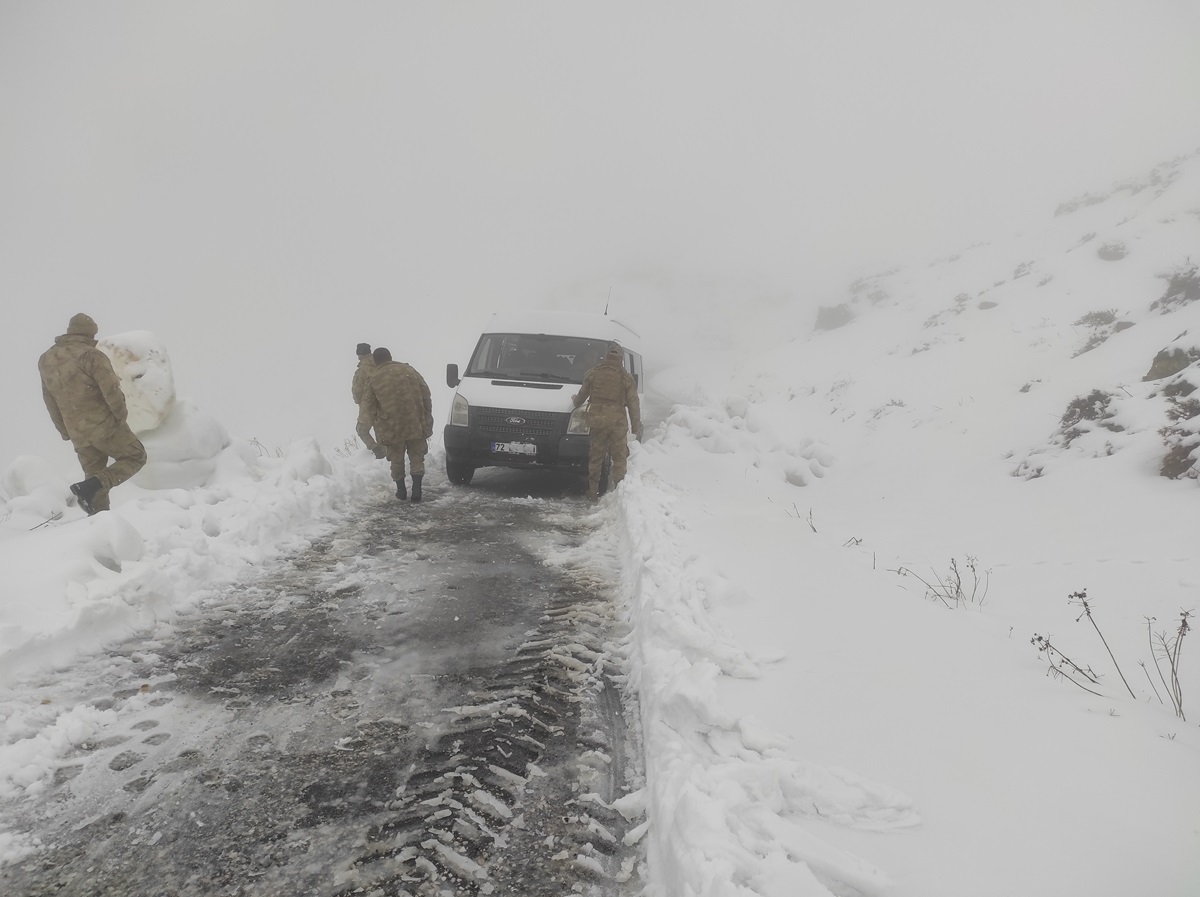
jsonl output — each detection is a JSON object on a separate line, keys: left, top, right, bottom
{"left": 465, "top": 333, "right": 616, "bottom": 384}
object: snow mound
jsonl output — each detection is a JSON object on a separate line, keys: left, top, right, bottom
{"left": 134, "top": 399, "right": 231, "bottom": 490}
{"left": 92, "top": 330, "right": 233, "bottom": 490}
{"left": 1, "top": 456, "right": 72, "bottom": 523}
{"left": 99, "top": 331, "right": 176, "bottom": 434}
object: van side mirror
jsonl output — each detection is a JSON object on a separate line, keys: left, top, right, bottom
{"left": 446, "top": 364, "right": 460, "bottom": 388}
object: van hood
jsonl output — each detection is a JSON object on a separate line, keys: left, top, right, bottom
{"left": 454, "top": 375, "right": 577, "bottom": 413}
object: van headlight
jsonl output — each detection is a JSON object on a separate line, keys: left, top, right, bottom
{"left": 567, "top": 405, "right": 590, "bottom": 435}
{"left": 448, "top": 393, "right": 470, "bottom": 427}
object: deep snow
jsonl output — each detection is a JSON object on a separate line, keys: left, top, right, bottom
{"left": 3, "top": 151, "right": 1200, "bottom": 895}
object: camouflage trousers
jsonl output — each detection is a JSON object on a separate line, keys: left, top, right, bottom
{"left": 587, "top": 421, "right": 629, "bottom": 498}
{"left": 355, "top": 406, "right": 378, "bottom": 452}
{"left": 385, "top": 438, "right": 428, "bottom": 481}
{"left": 74, "top": 425, "right": 147, "bottom": 512}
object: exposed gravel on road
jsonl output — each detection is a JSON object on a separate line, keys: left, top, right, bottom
{"left": 1, "top": 477, "right": 643, "bottom": 897}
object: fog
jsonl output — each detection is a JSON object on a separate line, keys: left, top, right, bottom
{"left": 2, "top": 1, "right": 1198, "bottom": 470}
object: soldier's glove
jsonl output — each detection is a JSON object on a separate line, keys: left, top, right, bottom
{"left": 373, "top": 445, "right": 386, "bottom": 460}
{"left": 635, "top": 424, "right": 644, "bottom": 441}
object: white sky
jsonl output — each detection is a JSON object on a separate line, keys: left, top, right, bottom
{"left": 2, "top": 1, "right": 1199, "bottom": 465}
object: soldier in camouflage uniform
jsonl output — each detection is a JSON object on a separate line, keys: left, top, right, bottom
{"left": 572, "top": 343, "right": 642, "bottom": 500}
{"left": 351, "top": 342, "right": 382, "bottom": 457}
{"left": 363, "top": 347, "right": 434, "bottom": 502}
{"left": 38, "top": 313, "right": 147, "bottom": 515}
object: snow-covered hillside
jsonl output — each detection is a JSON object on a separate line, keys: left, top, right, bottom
{"left": 610, "top": 149, "right": 1200, "bottom": 897}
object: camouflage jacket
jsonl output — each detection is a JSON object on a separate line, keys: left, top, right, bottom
{"left": 38, "top": 333, "right": 132, "bottom": 446}
{"left": 352, "top": 355, "right": 375, "bottom": 404}
{"left": 574, "top": 357, "right": 640, "bottom": 431}
{"left": 364, "top": 361, "right": 433, "bottom": 443}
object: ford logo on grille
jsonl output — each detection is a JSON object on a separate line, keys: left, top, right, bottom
{"left": 505, "top": 416, "right": 526, "bottom": 425}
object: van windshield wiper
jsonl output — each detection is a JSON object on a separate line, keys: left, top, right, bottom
{"left": 516, "top": 371, "right": 576, "bottom": 382}
{"left": 467, "top": 369, "right": 577, "bottom": 383}
{"left": 467, "top": 369, "right": 513, "bottom": 379}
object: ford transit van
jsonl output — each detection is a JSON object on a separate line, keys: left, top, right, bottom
{"left": 443, "top": 311, "right": 643, "bottom": 485}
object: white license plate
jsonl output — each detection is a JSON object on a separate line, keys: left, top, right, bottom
{"left": 492, "top": 441, "right": 537, "bottom": 456}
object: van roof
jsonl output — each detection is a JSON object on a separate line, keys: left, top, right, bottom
{"left": 480, "top": 310, "right": 642, "bottom": 351}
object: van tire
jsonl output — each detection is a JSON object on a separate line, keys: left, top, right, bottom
{"left": 446, "top": 457, "right": 476, "bottom": 486}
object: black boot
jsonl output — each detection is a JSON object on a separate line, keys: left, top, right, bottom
{"left": 410, "top": 474, "right": 423, "bottom": 502}
{"left": 395, "top": 477, "right": 407, "bottom": 500}
{"left": 70, "top": 477, "right": 103, "bottom": 516}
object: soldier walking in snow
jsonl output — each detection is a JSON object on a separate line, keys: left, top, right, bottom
{"left": 38, "top": 313, "right": 147, "bottom": 515}
{"left": 572, "top": 343, "right": 642, "bottom": 500}
{"left": 352, "top": 342, "right": 383, "bottom": 457}
{"left": 364, "top": 347, "right": 433, "bottom": 502}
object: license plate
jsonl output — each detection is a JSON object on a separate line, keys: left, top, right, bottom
{"left": 491, "top": 441, "right": 537, "bottom": 456}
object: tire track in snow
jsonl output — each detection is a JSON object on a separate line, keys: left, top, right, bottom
{"left": 0, "top": 480, "right": 643, "bottom": 897}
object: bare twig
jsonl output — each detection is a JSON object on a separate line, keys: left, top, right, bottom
{"left": 1070, "top": 590, "right": 1136, "bottom": 699}
{"left": 1138, "top": 660, "right": 1164, "bottom": 705}
{"left": 1031, "top": 633, "right": 1105, "bottom": 697}
{"left": 1171, "top": 611, "right": 1190, "bottom": 720}
{"left": 1031, "top": 633, "right": 1101, "bottom": 688}
{"left": 1149, "top": 611, "right": 1190, "bottom": 721}
{"left": 892, "top": 557, "right": 990, "bottom": 608}
{"left": 1147, "top": 616, "right": 1175, "bottom": 713}
{"left": 965, "top": 555, "right": 990, "bottom": 606}
{"left": 1046, "top": 666, "right": 1104, "bottom": 697}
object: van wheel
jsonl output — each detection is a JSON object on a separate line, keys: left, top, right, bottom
{"left": 446, "top": 457, "right": 475, "bottom": 486}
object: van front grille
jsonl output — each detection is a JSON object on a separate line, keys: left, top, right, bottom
{"left": 475, "top": 407, "right": 564, "bottom": 437}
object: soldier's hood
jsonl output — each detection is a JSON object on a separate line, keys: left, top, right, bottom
{"left": 55, "top": 333, "right": 98, "bottom": 347}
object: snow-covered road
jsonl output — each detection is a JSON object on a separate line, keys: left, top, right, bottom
{"left": 1, "top": 481, "right": 642, "bottom": 897}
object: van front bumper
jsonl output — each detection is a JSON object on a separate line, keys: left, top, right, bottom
{"left": 444, "top": 424, "right": 590, "bottom": 473}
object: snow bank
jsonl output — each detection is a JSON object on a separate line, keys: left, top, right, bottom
{"left": 0, "top": 446, "right": 386, "bottom": 690}
{"left": 609, "top": 442, "right": 917, "bottom": 897}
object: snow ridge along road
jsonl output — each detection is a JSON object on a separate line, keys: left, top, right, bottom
{"left": 1, "top": 476, "right": 643, "bottom": 897}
